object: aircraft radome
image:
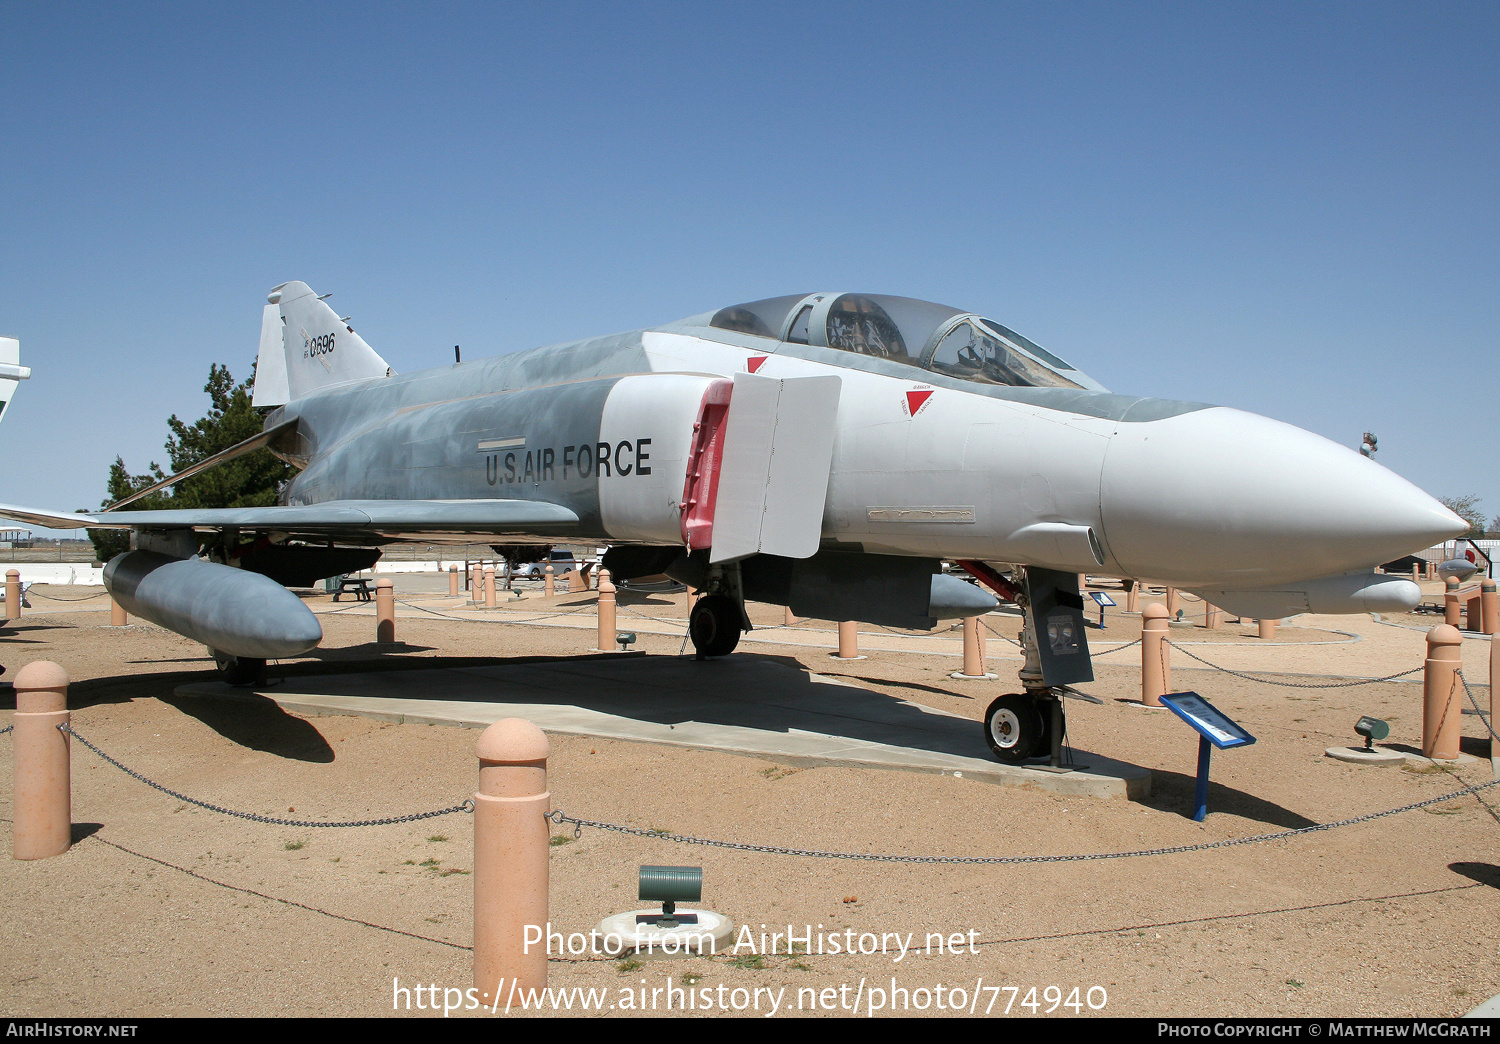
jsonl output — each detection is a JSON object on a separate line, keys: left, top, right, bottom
{"left": 0, "top": 284, "right": 1465, "bottom": 764}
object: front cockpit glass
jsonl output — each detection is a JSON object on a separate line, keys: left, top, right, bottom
{"left": 977, "top": 319, "right": 1078, "bottom": 372}
{"left": 930, "top": 321, "right": 1083, "bottom": 389}
{"left": 825, "top": 295, "right": 909, "bottom": 361}
{"left": 709, "top": 294, "right": 807, "bottom": 339}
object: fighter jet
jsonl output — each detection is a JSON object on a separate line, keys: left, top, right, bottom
{"left": 0, "top": 337, "right": 31, "bottom": 426}
{"left": 0, "top": 283, "right": 1466, "bottom": 763}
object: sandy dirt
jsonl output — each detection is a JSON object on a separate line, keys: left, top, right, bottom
{"left": 1, "top": 581, "right": 1496, "bottom": 1019}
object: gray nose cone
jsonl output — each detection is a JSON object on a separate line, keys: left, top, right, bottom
{"left": 1101, "top": 407, "right": 1468, "bottom": 588}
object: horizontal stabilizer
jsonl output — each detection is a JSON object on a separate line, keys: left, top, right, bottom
{"left": 107, "top": 417, "right": 300, "bottom": 510}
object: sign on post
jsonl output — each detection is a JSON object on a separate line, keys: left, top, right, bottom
{"left": 1159, "top": 692, "right": 1256, "bottom": 822}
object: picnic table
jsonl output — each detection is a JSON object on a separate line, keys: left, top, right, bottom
{"left": 333, "top": 576, "right": 373, "bottom": 602}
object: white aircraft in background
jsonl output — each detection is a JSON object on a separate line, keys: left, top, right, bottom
{"left": 0, "top": 337, "right": 30, "bottom": 424}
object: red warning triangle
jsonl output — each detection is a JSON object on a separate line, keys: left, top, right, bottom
{"left": 906, "top": 390, "right": 933, "bottom": 416}
{"left": 746, "top": 355, "right": 767, "bottom": 373}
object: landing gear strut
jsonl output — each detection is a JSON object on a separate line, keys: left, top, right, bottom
{"left": 974, "top": 565, "right": 1073, "bottom": 767}
{"left": 686, "top": 562, "right": 750, "bottom": 659}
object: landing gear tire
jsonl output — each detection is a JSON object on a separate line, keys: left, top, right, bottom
{"left": 984, "top": 693, "right": 1044, "bottom": 763}
{"left": 689, "top": 594, "right": 742, "bottom": 658}
{"left": 213, "top": 651, "right": 266, "bottom": 688}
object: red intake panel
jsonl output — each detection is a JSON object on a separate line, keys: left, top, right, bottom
{"left": 679, "top": 379, "right": 734, "bottom": 551}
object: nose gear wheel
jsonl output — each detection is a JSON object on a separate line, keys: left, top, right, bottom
{"left": 984, "top": 693, "right": 1045, "bottom": 763}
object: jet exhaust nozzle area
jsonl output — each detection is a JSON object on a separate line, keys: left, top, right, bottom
{"left": 104, "top": 550, "right": 323, "bottom": 660}
{"left": 1191, "top": 572, "right": 1421, "bottom": 621}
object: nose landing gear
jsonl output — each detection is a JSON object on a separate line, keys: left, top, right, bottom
{"left": 965, "top": 564, "right": 1091, "bottom": 768}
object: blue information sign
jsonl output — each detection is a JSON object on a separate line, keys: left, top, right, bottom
{"left": 1158, "top": 692, "right": 1256, "bottom": 821}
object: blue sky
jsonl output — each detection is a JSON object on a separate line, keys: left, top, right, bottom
{"left": 1, "top": 1, "right": 1496, "bottom": 534}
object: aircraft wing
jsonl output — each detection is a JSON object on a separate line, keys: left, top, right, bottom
{"left": 0, "top": 499, "right": 581, "bottom": 544}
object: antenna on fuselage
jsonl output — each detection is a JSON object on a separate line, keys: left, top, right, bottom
{"left": 455, "top": 345, "right": 461, "bottom": 363}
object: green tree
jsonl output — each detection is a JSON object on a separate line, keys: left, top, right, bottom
{"left": 1438, "top": 495, "right": 1486, "bottom": 539}
{"left": 491, "top": 544, "right": 552, "bottom": 590}
{"left": 88, "top": 364, "right": 292, "bottom": 561}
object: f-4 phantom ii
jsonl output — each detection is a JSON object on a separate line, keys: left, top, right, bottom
{"left": 0, "top": 283, "right": 1465, "bottom": 763}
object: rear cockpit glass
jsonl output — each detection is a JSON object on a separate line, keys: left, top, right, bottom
{"left": 826, "top": 294, "right": 908, "bottom": 360}
{"left": 930, "top": 321, "right": 1083, "bottom": 389}
{"left": 709, "top": 294, "right": 807, "bottom": 339}
{"left": 786, "top": 305, "right": 813, "bottom": 344}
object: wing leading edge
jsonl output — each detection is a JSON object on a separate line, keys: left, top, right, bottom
{"left": 0, "top": 500, "right": 581, "bottom": 544}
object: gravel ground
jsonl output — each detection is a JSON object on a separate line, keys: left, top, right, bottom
{"left": 1, "top": 584, "right": 1496, "bottom": 1019}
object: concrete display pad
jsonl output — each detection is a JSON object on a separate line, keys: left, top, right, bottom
{"left": 174, "top": 654, "right": 1150, "bottom": 800}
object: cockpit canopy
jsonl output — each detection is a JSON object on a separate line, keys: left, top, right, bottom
{"left": 707, "top": 292, "right": 1102, "bottom": 391}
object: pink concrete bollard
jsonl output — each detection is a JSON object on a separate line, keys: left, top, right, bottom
{"left": 110, "top": 598, "right": 127, "bottom": 627}
{"left": 596, "top": 569, "right": 616, "bottom": 651}
{"left": 960, "top": 615, "right": 986, "bottom": 677}
{"left": 473, "top": 718, "right": 550, "bottom": 1006}
{"left": 1166, "top": 586, "right": 1180, "bottom": 618}
{"left": 1125, "top": 582, "right": 1139, "bottom": 614}
{"left": 5, "top": 569, "right": 20, "bottom": 621}
{"left": 12, "top": 661, "right": 71, "bottom": 860}
{"left": 1258, "top": 618, "right": 1278, "bottom": 640}
{"left": 836, "top": 620, "right": 859, "bottom": 659}
{"left": 484, "top": 567, "right": 496, "bottom": 608}
{"left": 449, "top": 565, "right": 460, "bottom": 598}
{"left": 1422, "top": 625, "right": 1463, "bottom": 760}
{"left": 1490, "top": 627, "right": 1499, "bottom": 771}
{"left": 544, "top": 563, "right": 555, "bottom": 598}
{"left": 1482, "top": 580, "right": 1498, "bottom": 636}
{"left": 1141, "top": 603, "right": 1170, "bottom": 707}
{"left": 376, "top": 578, "right": 396, "bottom": 644}
{"left": 1444, "top": 579, "right": 1461, "bottom": 627}
{"left": 1204, "top": 603, "right": 1222, "bottom": 630}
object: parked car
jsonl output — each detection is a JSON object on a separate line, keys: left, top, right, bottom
{"left": 516, "top": 549, "right": 578, "bottom": 578}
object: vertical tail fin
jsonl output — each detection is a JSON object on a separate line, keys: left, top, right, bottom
{"left": 0, "top": 337, "right": 30, "bottom": 423}
{"left": 260, "top": 281, "right": 395, "bottom": 403}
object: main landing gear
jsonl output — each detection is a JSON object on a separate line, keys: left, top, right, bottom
{"left": 213, "top": 650, "right": 266, "bottom": 688}
{"left": 686, "top": 562, "right": 750, "bottom": 659}
{"left": 689, "top": 594, "right": 742, "bottom": 657}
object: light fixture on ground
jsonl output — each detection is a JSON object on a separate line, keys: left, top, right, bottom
{"left": 592, "top": 865, "right": 735, "bottom": 957}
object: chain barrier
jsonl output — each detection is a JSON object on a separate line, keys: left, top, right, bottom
{"left": 395, "top": 597, "right": 598, "bottom": 625}
{"left": 60, "top": 723, "right": 473, "bottom": 828}
{"left": 1456, "top": 669, "right": 1499, "bottom": 743}
{"left": 548, "top": 776, "right": 1500, "bottom": 863}
{"left": 0, "top": 724, "right": 10, "bottom": 735}
{"left": 1165, "top": 640, "right": 1422, "bottom": 689}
